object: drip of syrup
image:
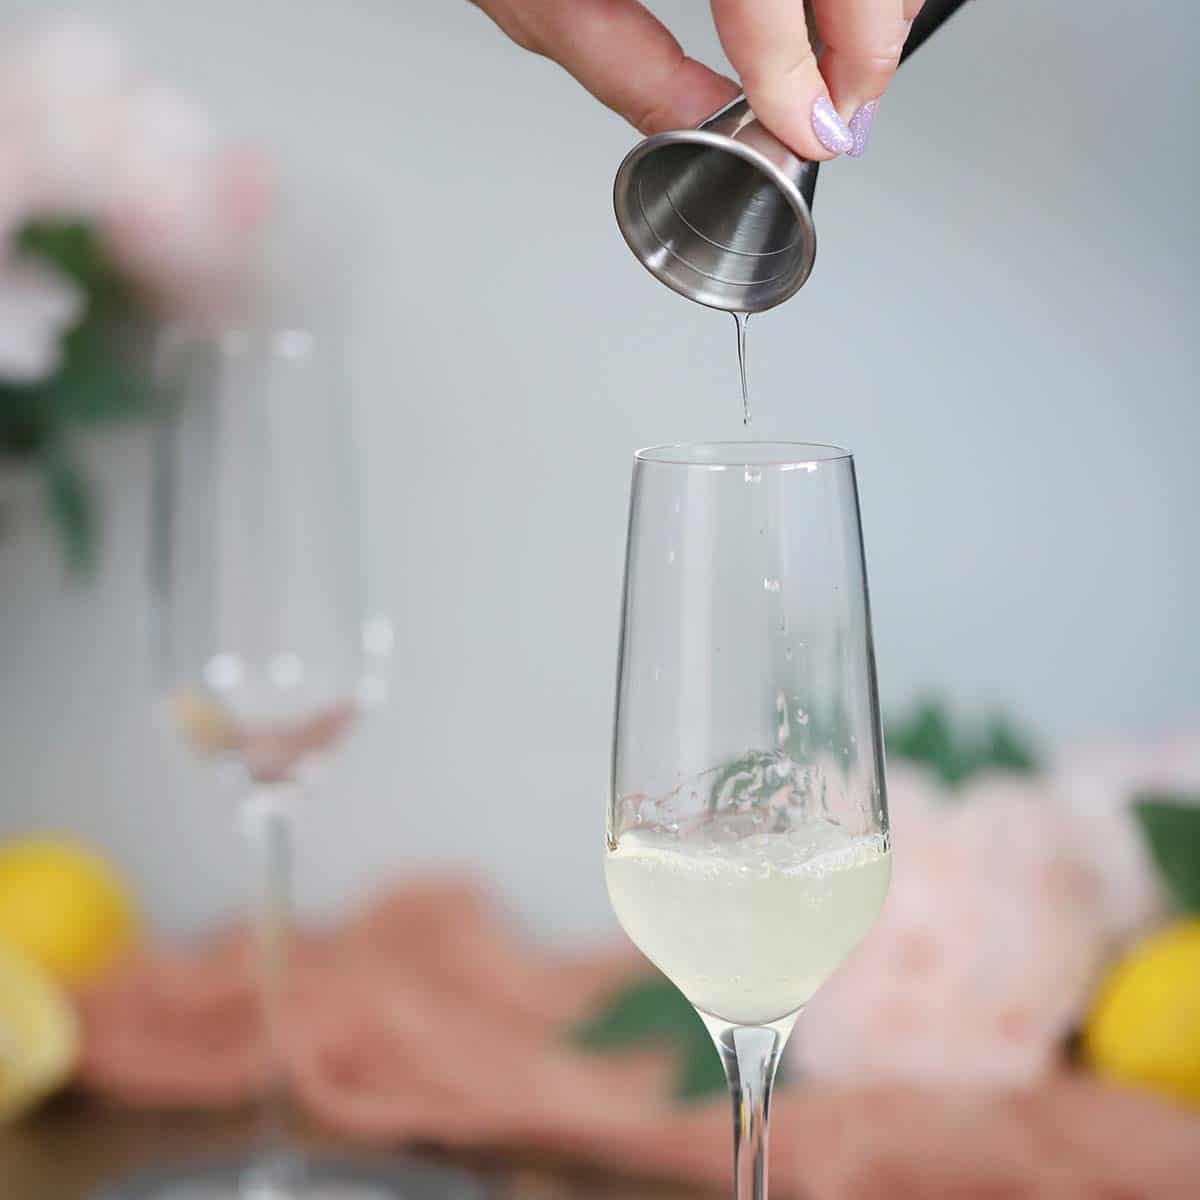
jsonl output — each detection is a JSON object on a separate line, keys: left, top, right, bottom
{"left": 732, "top": 311, "right": 751, "bottom": 426}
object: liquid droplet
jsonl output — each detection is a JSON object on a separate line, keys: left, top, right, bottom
{"left": 745, "top": 467, "right": 762, "bottom": 484}
{"left": 795, "top": 707, "right": 810, "bottom": 725}
{"left": 763, "top": 577, "right": 781, "bottom": 593}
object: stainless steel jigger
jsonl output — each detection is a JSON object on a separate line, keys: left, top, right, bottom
{"left": 614, "top": 98, "right": 818, "bottom": 313}
{"left": 612, "top": 0, "right": 972, "bottom": 313}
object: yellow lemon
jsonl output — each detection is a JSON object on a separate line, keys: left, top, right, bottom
{"left": 1083, "top": 919, "right": 1200, "bottom": 1106}
{"left": 0, "top": 839, "right": 136, "bottom": 988}
{"left": 0, "top": 940, "right": 79, "bottom": 1122}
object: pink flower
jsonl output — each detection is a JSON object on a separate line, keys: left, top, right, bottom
{"left": 0, "top": 18, "right": 131, "bottom": 220}
{"left": 1050, "top": 730, "right": 1200, "bottom": 944}
{"left": 100, "top": 83, "right": 272, "bottom": 309}
{"left": 0, "top": 16, "right": 270, "bottom": 309}
{"left": 0, "top": 254, "right": 83, "bottom": 382}
{"left": 0, "top": 138, "right": 37, "bottom": 240}
{"left": 793, "top": 764, "right": 1108, "bottom": 1088}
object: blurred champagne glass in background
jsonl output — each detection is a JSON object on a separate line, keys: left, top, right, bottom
{"left": 140, "top": 324, "right": 401, "bottom": 1200}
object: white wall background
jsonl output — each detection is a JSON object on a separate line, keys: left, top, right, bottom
{"left": 1, "top": 0, "right": 1197, "bottom": 939}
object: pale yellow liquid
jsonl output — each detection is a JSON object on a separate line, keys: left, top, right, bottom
{"left": 606, "top": 820, "right": 890, "bottom": 1025}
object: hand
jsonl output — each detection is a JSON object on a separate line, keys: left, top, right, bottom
{"left": 471, "top": 0, "right": 924, "bottom": 159}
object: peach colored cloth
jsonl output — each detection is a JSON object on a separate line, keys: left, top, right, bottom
{"left": 79, "top": 880, "right": 1200, "bottom": 1198}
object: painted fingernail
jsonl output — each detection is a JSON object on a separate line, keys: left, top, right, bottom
{"left": 811, "top": 96, "right": 854, "bottom": 156}
{"left": 848, "top": 100, "right": 879, "bottom": 158}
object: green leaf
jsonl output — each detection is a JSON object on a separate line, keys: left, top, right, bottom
{"left": 49, "top": 319, "right": 152, "bottom": 427}
{"left": 42, "top": 452, "right": 96, "bottom": 574}
{"left": 674, "top": 1023, "right": 729, "bottom": 1100}
{"left": 886, "top": 701, "right": 1039, "bottom": 788}
{"left": 15, "top": 221, "right": 126, "bottom": 304}
{"left": 8, "top": 220, "right": 150, "bottom": 436}
{"left": 574, "top": 973, "right": 778, "bottom": 1101}
{"left": 3, "top": 220, "right": 149, "bottom": 574}
{"left": 0, "top": 381, "right": 56, "bottom": 456}
{"left": 573, "top": 974, "right": 724, "bottom": 1100}
{"left": 1134, "top": 797, "right": 1200, "bottom": 913}
{"left": 575, "top": 975, "right": 696, "bottom": 1047}
{"left": 979, "top": 715, "right": 1040, "bottom": 776}
{"left": 887, "top": 701, "right": 964, "bottom": 785}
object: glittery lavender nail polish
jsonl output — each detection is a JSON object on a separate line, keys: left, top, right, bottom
{"left": 848, "top": 100, "right": 879, "bottom": 158}
{"left": 811, "top": 96, "right": 854, "bottom": 155}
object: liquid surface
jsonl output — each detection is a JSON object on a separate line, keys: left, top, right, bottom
{"left": 606, "top": 818, "right": 890, "bottom": 1025}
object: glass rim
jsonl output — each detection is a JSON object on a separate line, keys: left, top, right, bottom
{"left": 635, "top": 440, "right": 853, "bottom": 468}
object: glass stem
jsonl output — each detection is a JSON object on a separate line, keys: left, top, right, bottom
{"left": 239, "top": 782, "right": 301, "bottom": 1199}
{"left": 704, "top": 1016, "right": 793, "bottom": 1200}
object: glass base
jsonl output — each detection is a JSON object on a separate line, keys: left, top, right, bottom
{"left": 90, "top": 1153, "right": 489, "bottom": 1200}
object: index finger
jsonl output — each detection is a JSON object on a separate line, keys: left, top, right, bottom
{"left": 472, "top": 0, "right": 738, "bottom": 134}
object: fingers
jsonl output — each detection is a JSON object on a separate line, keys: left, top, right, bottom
{"left": 471, "top": 0, "right": 739, "bottom": 134}
{"left": 710, "top": 0, "right": 851, "bottom": 160}
{"left": 814, "top": 0, "right": 924, "bottom": 155}
{"left": 474, "top": 0, "right": 916, "bottom": 158}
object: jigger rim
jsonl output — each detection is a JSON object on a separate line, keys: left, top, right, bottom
{"left": 613, "top": 127, "right": 817, "bottom": 313}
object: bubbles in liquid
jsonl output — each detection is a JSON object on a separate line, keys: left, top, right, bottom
{"left": 763, "top": 577, "right": 781, "bottom": 593}
{"left": 776, "top": 689, "right": 790, "bottom": 747}
{"left": 795, "top": 707, "right": 809, "bottom": 725}
{"left": 745, "top": 467, "right": 762, "bottom": 484}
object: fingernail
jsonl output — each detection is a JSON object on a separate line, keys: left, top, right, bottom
{"left": 811, "top": 96, "right": 854, "bottom": 156}
{"left": 848, "top": 100, "right": 879, "bottom": 158}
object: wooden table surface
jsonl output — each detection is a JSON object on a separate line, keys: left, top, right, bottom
{"left": 0, "top": 1097, "right": 712, "bottom": 1200}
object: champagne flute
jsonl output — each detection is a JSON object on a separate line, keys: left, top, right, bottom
{"left": 136, "top": 324, "right": 402, "bottom": 1200}
{"left": 606, "top": 442, "right": 891, "bottom": 1200}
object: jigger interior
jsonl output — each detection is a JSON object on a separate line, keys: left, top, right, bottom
{"left": 613, "top": 131, "right": 817, "bottom": 313}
